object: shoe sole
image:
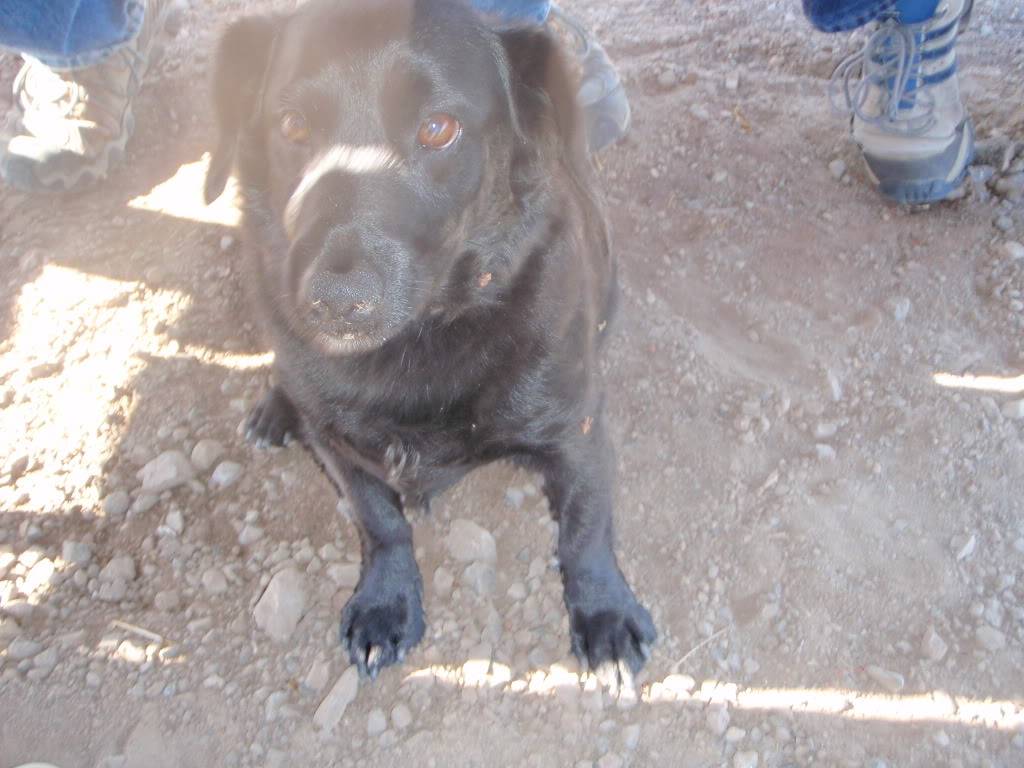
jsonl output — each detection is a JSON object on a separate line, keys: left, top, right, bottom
{"left": 861, "top": 117, "right": 975, "bottom": 205}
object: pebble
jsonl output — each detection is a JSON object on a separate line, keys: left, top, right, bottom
{"left": 0, "top": 616, "right": 20, "bottom": 640}
{"left": 445, "top": 519, "right": 496, "bottom": 562}
{"left": 220, "top": 235, "right": 236, "bottom": 252}
{"left": 828, "top": 159, "right": 847, "bottom": 180}
{"left": 1001, "top": 399, "right": 1024, "bottom": 420}
{"left": 98, "top": 579, "right": 128, "bottom": 602}
{"left": 815, "top": 444, "right": 837, "bottom": 462}
{"left": 505, "top": 487, "right": 525, "bottom": 508}
{"left": 954, "top": 533, "right": 976, "bottom": 561}
{"left": 302, "top": 658, "right": 331, "bottom": 694}
{"left": 367, "top": 707, "right": 388, "bottom": 736}
{"left": 597, "top": 753, "right": 623, "bottom": 768}
{"left": 209, "top": 461, "right": 243, "bottom": 490}
{"left": 507, "top": 581, "right": 527, "bottom": 600}
{"left": 238, "top": 524, "right": 264, "bottom": 547}
{"left": 138, "top": 450, "right": 195, "bottom": 493}
{"left": 253, "top": 568, "right": 308, "bottom": 642}
{"left": 622, "top": 724, "right": 641, "bottom": 750}
{"left": 1003, "top": 241, "right": 1024, "bottom": 260}
{"left": 890, "top": 296, "right": 911, "bottom": 322}
{"left": 61, "top": 540, "right": 92, "bottom": 567}
{"left": 386, "top": 703, "right": 412, "bottom": 731}
{"left": 202, "top": 568, "right": 228, "bottom": 595}
{"left": 102, "top": 491, "right": 131, "bottom": 519}
{"left": 733, "top": 751, "right": 759, "bottom": 768}
{"left": 994, "top": 175, "right": 1024, "bottom": 201}
{"left": 919, "top": 626, "right": 948, "bottom": 661}
{"left": 164, "top": 509, "right": 185, "bottom": 536}
{"left": 975, "top": 625, "right": 1006, "bottom": 652}
{"left": 32, "top": 647, "right": 59, "bottom": 675}
{"left": 7, "top": 637, "right": 43, "bottom": 660}
{"left": 657, "top": 69, "right": 678, "bottom": 89}
{"left": 313, "top": 666, "right": 360, "bottom": 731}
{"left": 100, "top": 555, "right": 137, "bottom": 583}
{"left": 154, "top": 590, "right": 181, "bottom": 612}
{"left": 725, "top": 71, "right": 740, "bottom": 91}
{"left": 994, "top": 215, "right": 1013, "bottom": 233}
{"left": 933, "top": 730, "right": 951, "bottom": 748}
{"left": 434, "top": 567, "right": 454, "bottom": 597}
{"left": 190, "top": 439, "right": 226, "bottom": 472}
{"left": 131, "top": 493, "right": 159, "bottom": 515}
{"left": 327, "top": 563, "right": 360, "bottom": 589}
{"left": 866, "top": 665, "right": 905, "bottom": 693}
{"left": 461, "top": 561, "right": 496, "bottom": 597}
{"left": 706, "top": 703, "right": 730, "bottom": 735}
{"left": 725, "top": 726, "right": 747, "bottom": 743}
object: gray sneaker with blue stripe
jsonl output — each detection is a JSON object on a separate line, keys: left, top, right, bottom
{"left": 831, "top": 0, "right": 974, "bottom": 204}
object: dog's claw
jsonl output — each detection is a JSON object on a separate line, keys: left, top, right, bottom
{"left": 245, "top": 387, "right": 299, "bottom": 449}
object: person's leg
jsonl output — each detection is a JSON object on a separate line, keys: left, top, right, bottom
{"left": 470, "top": 0, "right": 629, "bottom": 153}
{"left": 817, "top": 0, "right": 973, "bottom": 204}
{"left": 0, "top": 0, "right": 179, "bottom": 192}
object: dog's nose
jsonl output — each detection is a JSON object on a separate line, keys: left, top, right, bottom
{"left": 305, "top": 267, "right": 383, "bottom": 323}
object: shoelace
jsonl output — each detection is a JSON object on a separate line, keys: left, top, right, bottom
{"left": 828, "top": 17, "right": 936, "bottom": 136}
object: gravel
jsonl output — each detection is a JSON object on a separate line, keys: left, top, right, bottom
{"left": 202, "top": 568, "right": 228, "bottom": 595}
{"left": 919, "top": 626, "right": 948, "bottom": 661}
{"left": 100, "top": 555, "right": 137, "bottom": 583}
{"left": 253, "top": 568, "right": 308, "bottom": 642}
{"left": 1002, "top": 399, "right": 1024, "bottom": 420}
{"left": 367, "top": 707, "right": 387, "bottom": 736}
{"left": 865, "top": 665, "right": 905, "bottom": 693}
{"left": 975, "top": 625, "right": 1006, "bottom": 652}
{"left": 326, "top": 563, "right": 360, "bottom": 589}
{"left": 391, "top": 703, "right": 413, "bottom": 730}
{"left": 138, "top": 450, "right": 195, "bottom": 493}
{"left": 61, "top": 540, "right": 93, "bottom": 567}
{"left": 434, "top": 567, "right": 454, "bottom": 597}
{"left": 101, "top": 491, "right": 131, "bottom": 518}
{"left": 461, "top": 561, "right": 497, "bottom": 597}
{"left": 154, "top": 590, "right": 181, "bottom": 612}
{"left": 209, "top": 461, "right": 243, "bottom": 490}
{"left": 733, "top": 751, "right": 759, "bottom": 768}
{"left": 828, "top": 159, "right": 847, "bottom": 180}
{"left": 706, "top": 704, "right": 730, "bottom": 735}
{"left": 7, "top": 637, "right": 43, "bottom": 660}
{"left": 191, "top": 439, "right": 226, "bottom": 472}
{"left": 445, "top": 519, "right": 497, "bottom": 562}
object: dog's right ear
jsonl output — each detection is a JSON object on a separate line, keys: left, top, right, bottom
{"left": 205, "top": 15, "right": 278, "bottom": 204}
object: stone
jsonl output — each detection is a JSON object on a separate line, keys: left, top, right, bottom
{"left": 102, "top": 491, "right": 131, "bottom": 518}
{"left": 32, "top": 646, "right": 59, "bottom": 675}
{"left": 623, "top": 724, "right": 641, "bottom": 750}
{"left": 61, "top": 540, "right": 92, "bottom": 567}
{"left": 919, "top": 626, "right": 948, "bottom": 661}
{"left": 238, "top": 525, "right": 264, "bottom": 547}
{"left": 1002, "top": 399, "right": 1024, "bottom": 420}
{"left": 391, "top": 703, "right": 413, "bottom": 730}
{"left": 725, "top": 71, "right": 740, "bottom": 91}
{"left": 725, "top": 727, "right": 747, "bottom": 743}
{"left": 0, "top": 616, "right": 20, "bottom": 640}
{"left": 461, "top": 561, "right": 496, "bottom": 597}
{"left": 202, "top": 568, "right": 228, "bottom": 595}
{"left": 975, "top": 625, "right": 1006, "bottom": 652}
{"left": 994, "top": 176, "right": 1024, "bottom": 201}
{"left": 7, "top": 637, "right": 43, "bottom": 660}
{"left": 302, "top": 658, "right": 331, "bottom": 695}
{"left": 865, "top": 665, "right": 904, "bottom": 693}
{"left": 253, "top": 568, "right": 307, "bottom": 642}
{"left": 890, "top": 297, "right": 911, "bottom": 322}
{"left": 209, "top": 461, "right": 243, "bottom": 490}
{"left": 828, "top": 159, "right": 847, "bottom": 180}
{"left": 100, "top": 555, "right": 136, "bottom": 583}
{"left": 131, "top": 493, "right": 159, "bottom": 515}
{"left": 445, "top": 519, "right": 496, "bottom": 562}
{"left": 367, "top": 707, "right": 387, "bottom": 736}
{"left": 98, "top": 579, "right": 128, "bottom": 602}
{"left": 190, "top": 439, "right": 226, "bottom": 472}
{"left": 733, "top": 752, "right": 759, "bottom": 768}
{"left": 597, "top": 754, "right": 623, "bottom": 768}
{"left": 313, "top": 667, "right": 359, "bottom": 731}
{"left": 138, "top": 450, "right": 195, "bottom": 493}
{"left": 504, "top": 487, "right": 525, "bottom": 508}
{"left": 327, "top": 563, "right": 361, "bottom": 589}
{"left": 1002, "top": 240, "right": 1024, "bottom": 260}
{"left": 656, "top": 69, "right": 677, "bottom": 89}
{"left": 706, "top": 703, "right": 730, "bottom": 735}
{"left": 154, "top": 590, "right": 180, "bottom": 612}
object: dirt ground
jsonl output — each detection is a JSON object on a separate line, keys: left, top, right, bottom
{"left": 1, "top": 0, "right": 1023, "bottom": 766}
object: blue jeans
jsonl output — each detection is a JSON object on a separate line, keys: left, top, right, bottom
{"left": 0, "top": 0, "right": 942, "bottom": 69}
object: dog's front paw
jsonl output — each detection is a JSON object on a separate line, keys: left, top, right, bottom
{"left": 339, "top": 553, "right": 425, "bottom": 680}
{"left": 564, "top": 572, "right": 656, "bottom": 682}
{"left": 245, "top": 387, "right": 298, "bottom": 448}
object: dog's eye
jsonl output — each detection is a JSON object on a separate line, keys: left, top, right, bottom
{"left": 279, "top": 110, "right": 310, "bottom": 144}
{"left": 417, "top": 113, "right": 461, "bottom": 150}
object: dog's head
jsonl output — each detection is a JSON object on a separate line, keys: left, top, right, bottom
{"left": 206, "top": 0, "right": 593, "bottom": 355}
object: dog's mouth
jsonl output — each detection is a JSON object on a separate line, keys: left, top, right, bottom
{"left": 308, "top": 328, "right": 385, "bottom": 356}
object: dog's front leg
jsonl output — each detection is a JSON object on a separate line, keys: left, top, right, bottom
{"left": 310, "top": 441, "right": 425, "bottom": 679}
{"left": 540, "top": 414, "right": 656, "bottom": 680}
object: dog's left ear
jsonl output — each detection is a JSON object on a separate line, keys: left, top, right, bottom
{"left": 496, "top": 26, "right": 588, "bottom": 167}
{"left": 205, "top": 15, "right": 279, "bottom": 204}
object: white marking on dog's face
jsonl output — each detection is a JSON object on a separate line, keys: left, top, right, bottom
{"left": 284, "top": 144, "right": 401, "bottom": 239}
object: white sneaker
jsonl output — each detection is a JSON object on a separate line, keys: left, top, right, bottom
{"left": 830, "top": 0, "right": 974, "bottom": 203}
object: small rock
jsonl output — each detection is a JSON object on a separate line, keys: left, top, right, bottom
{"left": 100, "top": 555, "right": 136, "bottom": 583}
{"left": 302, "top": 658, "right": 331, "bottom": 694}
{"left": 865, "top": 665, "right": 905, "bottom": 693}
{"left": 954, "top": 533, "right": 977, "bottom": 561}
{"left": 391, "top": 703, "right": 413, "bottom": 730}
{"left": 98, "top": 579, "right": 127, "bottom": 602}
{"left": 706, "top": 704, "right": 730, "bottom": 735}
{"left": 190, "top": 439, "right": 226, "bottom": 472}
{"left": 461, "top": 561, "right": 496, "bottom": 597}
{"left": 154, "top": 590, "right": 181, "bottom": 612}
{"left": 0, "top": 616, "right": 20, "bottom": 640}
{"left": 507, "top": 581, "right": 527, "bottom": 601}
{"left": 725, "top": 71, "right": 740, "bottom": 91}
{"left": 1003, "top": 241, "right": 1024, "bottom": 260}
{"left": 7, "top": 637, "right": 43, "bottom": 660}
{"left": 61, "top": 541, "right": 92, "bottom": 567}
{"left": 163, "top": 509, "right": 184, "bottom": 536}
{"left": 597, "top": 753, "right": 623, "bottom": 768}
{"left": 367, "top": 707, "right": 387, "bottom": 736}
{"left": 733, "top": 751, "right": 759, "bottom": 768}
{"left": 890, "top": 296, "right": 911, "bottom": 322}
{"left": 975, "top": 625, "right": 1006, "bottom": 652}
{"left": 622, "top": 724, "right": 641, "bottom": 750}
{"left": 919, "top": 627, "right": 948, "bottom": 661}
{"left": 725, "top": 727, "right": 747, "bottom": 743}
{"left": 828, "top": 158, "right": 847, "bottom": 180}
{"left": 238, "top": 524, "right": 264, "bottom": 547}
{"left": 220, "top": 235, "right": 236, "bottom": 252}
{"left": 209, "top": 461, "right": 243, "bottom": 490}
{"left": 1002, "top": 399, "right": 1024, "bottom": 420}
{"left": 505, "top": 487, "right": 525, "bottom": 508}
{"left": 138, "top": 450, "right": 195, "bottom": 493}
{"left": 814, "top": 422, "right": 838, "bottom": 440}
{"left": 327, "top": 563, "right": 360, "bottom": 589}
{"left": 994, "top": 215, "right": 1013, "bottom": 233}
{"left": 253, "top": 568, "right": 308, "bottom": 642}
{"left": 933, "top": 730, "right": 951, "bottom": 748}
{"left": 434, "top": 567, "right": 454, "bottom": 597}
{"left": 313, "top": 666, "right": 360, "bottom": 731}
{"left": 815, "top": 444, "right": 837, "bottom": 462}
{"left": 994, "top": 176, "right": 1024, "bottom": 202}
{"left": 32, "top": 646, "right": 59, "bottom": 674}
{"left": 202, "top": 568, "right": 228, "bottom": 595}
{"left": 102, "top": 491, "right": 131, "bottom": 519}
{"left": 445, "top": 519, "right": 496, "bottom": 562}
{"left": 656, "top": 69, "right": 677, "bottom": 89}
{"left": 131, "top": 493, "right": 159, "bottom": 515}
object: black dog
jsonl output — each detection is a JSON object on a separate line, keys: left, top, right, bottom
{"left": 205, "top": 0, "right": 655, "bottom": 681}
